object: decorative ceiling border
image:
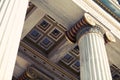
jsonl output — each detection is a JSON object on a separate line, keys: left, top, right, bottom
{"left": 20, "top": 41, "right": 78, "bottom": 80}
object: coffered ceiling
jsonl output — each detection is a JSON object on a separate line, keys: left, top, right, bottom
{"left": 13, "top": 0, "right": 120, "bottom": 80}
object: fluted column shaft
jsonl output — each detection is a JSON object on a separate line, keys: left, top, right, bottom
{"left": 77, "top": 27, "right": 112, "bottom": 80}
{"left": 0, "top": 0, "right": 28, "bottom": 80}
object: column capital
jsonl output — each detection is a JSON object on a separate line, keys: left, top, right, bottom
{"left": 104, "top": 31, "right": 116, "bottom": 43}
{"left": 65, "top": 13, "right": 96, "bottom": 43}
{"left": 26, "top": 67, "right": 37, "bottom": 79}
{"left": 76, "top": 26, "right": 103, "bottom": 41}
{"left": 65, "top": 13, "right": 116, "bottom": 43}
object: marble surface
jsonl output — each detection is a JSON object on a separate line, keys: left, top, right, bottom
{"left": 31, "top": 0, "right": 84, "bottom": 28}
{"left": 14, "top": 0, "right": 120, "bottom": 79}
{"left": 106, "top": 37, "right": 120, "bottom": 68}
{"left": 26, "top": 0, "right": 120, "bottom": 69}
{"left": 30, "top": 0, "right": 120, "bottom": 69}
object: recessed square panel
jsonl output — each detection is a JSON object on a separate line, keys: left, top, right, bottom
{"left": 112, "top": 73, "right": 120, "bottom": 80}
{"left": 61, "top": 53, "right": 75, "bottom": 65}
{"left": 74, "top": 46, "right": 79, "bottom": 52}
{"left": 48, "top": 27, "right": 63, "bottom": 41}
{"left": 36, "top": 19, "right": 52, "bottom": 33}
{"left": 38, "top": 36, "right": 54, "bottom": 50}
{"left": 27, "top": 28, "right": 43, "bottom": 43}
{"left": 71, "top": 45, "right": 79, "bottom": 56}
{"left": 70, "top": 60, "right": 80, "bottom": 72}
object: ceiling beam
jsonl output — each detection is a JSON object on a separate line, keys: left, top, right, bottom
{"left": 21, "top": 8, "right": 45, "bottom": 39}
{"left": 31, "top": 0, "right": 84, "bottom": 28}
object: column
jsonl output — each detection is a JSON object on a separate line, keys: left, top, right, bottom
{"left": 0, "top": 0, "right": 28, "bottom": 80}
{"left": 65, "top": 13, "right": 113, "bottom": 80}
{"left": 77, "top": 27, "right": 112, "bottom": 80}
